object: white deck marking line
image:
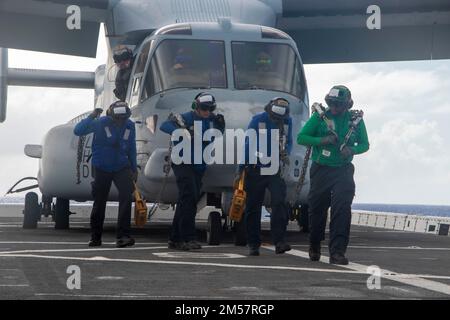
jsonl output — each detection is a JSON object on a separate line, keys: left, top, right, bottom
{"left": 262, "top": 246, "right": 450, "bottom": 296}
{"left": 0, "top": 253, "right": 376, "bottom": 275}
{"left": 35, "top": 293, "right": 230, "bottom": 299}
{"left": 0, "top": 246, "right": 170, "bottom": 255}
{"left": 0, "top": 284, "right": 29, "bottom": 287}
{"left": 0, "top": 241, "right": 167, "bottom": 245}
{"left": 290, "top": 245, "right": 450, "bottom": 251}
{"left": 0, "top": 244, "right": 234, "bottom": 255}
{"left": 153, "top": 252, "right": 245, "bottom": 259}
{"left": 0, "top": 241, "right": 95, "bottom": 245}
{"left": 4, "top": 252, "right": 450, "bottom": 282}
{"left": 0, "top": 241, "right": 236, "bottom": 247}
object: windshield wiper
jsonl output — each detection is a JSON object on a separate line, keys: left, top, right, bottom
{"left": 242, "top": 85, "right": 267, "bottom": 90}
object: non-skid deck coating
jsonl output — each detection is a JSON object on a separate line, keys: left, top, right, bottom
{"left": 0, "top": 217, "right": 449, "bottom": 300}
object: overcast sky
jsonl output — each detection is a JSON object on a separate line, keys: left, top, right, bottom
{"left": 0, "top": 28, "right": 449, "bottom": 205}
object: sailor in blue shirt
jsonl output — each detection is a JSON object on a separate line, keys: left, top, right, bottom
{"left": 160, "top": 93, "right": 225, "bottom": 251}
{"left": 74, "top": 101, "right": 137, "bottom": 248}
{"left": 239, "top": 97, "right": 293, "bottom": 256}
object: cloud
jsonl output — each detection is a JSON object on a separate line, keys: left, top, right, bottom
{"left": 0, "top": 87, "right": 93, "bottom": 156}
{"left": 354, "top": 119, "right": 450, "bottom": 205}
{"left": 305, "top": 60, "right": 450, "bottom": 205}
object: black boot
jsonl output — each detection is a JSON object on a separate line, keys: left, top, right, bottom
{"left": 275, "top": 242, "right": 291, "bottom": 254}
{"left": 309, "top": 243, "right": 321, "bottom": 261}
{"left": 186, "top": 240, "right": 202, "bottom": 250}
{"left": 116, "top": 236, "right": 135, "bottom": 248}
{"left": 329, "top": 252, "right": 349, "bottom": 265}
{"left": 248, "top": 246, "right": 260, "bottom": 256}
{"left": 168, "top": 241, "right": 190, "bottom": 251}
{"left": 88, "top": 239, "right": 102, "bottom": 247}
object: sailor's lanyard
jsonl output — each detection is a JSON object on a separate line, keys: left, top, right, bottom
{"left": 339, "top": 111, "right": 364, "bottom": 151}
{"left": 312, "top": 103, "right": 363, "bottom": 151}
{"left": 278, "top": 121, "right": 288, "bottom": 177}
{"left": 312, "top": 103, "right": 338, "bottom": 138}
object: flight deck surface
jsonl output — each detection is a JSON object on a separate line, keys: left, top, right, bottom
{"left": 0, "top": 217, "right": 449, "bottom": 300}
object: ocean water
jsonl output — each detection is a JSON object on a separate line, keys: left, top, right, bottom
{"left": 2, "top": 197, "right": 450, "bottom": 218}
{"left": 0, "top": 196, "right": 25, "bottom": 204}
{"left": 352, "top": 203, "right": 450, "bottom": 218}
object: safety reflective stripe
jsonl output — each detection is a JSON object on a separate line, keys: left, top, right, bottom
{"left": 105, "top": 127, "right": 112, "bottom": 138}
{"left": 123, "top": 129, "right": 130, "bottom": 141}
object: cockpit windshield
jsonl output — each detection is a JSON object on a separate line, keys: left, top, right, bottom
{"left": 142, "top": 39, "right": 226, "bottom": 99}
{"left": 232, "top": 41, "right": 306, "bottom": 99}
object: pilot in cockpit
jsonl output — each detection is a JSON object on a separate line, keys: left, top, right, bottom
{"left": 172, "top": 47, "right": 193, "bottom": 70}
{"left": 255, "top": 51, "right": 272, "bottom": 72}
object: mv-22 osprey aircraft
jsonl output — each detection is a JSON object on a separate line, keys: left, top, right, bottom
{"left": 1, "top": 0, "right": 449, "bottom": 244}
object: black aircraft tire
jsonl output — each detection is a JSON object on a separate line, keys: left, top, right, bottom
{"left": 23, "top": 192, "right": 40, "bottom": 229}
{"left": 55, "top": 198, "right": 70, "bottom": 230}
{"left": 206, "top": 211, "right": 222, "bottom": 245}
{"left": 234, "top": 220, "right": 247, "bottom": 246}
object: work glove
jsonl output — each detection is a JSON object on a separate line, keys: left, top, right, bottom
{"left": 320, "top": 134, "right": 338, "bottom": 146}
{"left": 187, "top": 126, "right": 202, "bottom": 140}
{"left": 131, "top": 170, "right": 138, "bottom": 182}
{"left": 184, "top": 128, "right": 194, "bottom": 140}
{"left": 213, "top": 114, "right": 225, "bottom": 132}
{"left": 340, "top": 146, "right": 354, "bottom": 158}
{"left": 89, "top": 108, "right": 103, "bottom": 119}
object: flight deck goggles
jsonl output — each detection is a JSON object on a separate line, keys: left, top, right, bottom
{"left": 195, "top": 94, "right": 216, "bottom": 112}
{"left": 270, "top": 98, "right": 289, "bottom": 116}
{"left": 108, "top": 101, "right": 131, "bottom": 119}
{"left": 113, "top": 49, "right": 133, "bottom": 63}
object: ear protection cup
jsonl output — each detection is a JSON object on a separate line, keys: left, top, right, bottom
{"left": 348, "top": 98, "right": 354, "bottom": 109}
{"left": 192, "top": 92, "right": 204, "bottom": 110}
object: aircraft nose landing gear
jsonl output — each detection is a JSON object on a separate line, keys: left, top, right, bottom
{"left": 23, "top": 192, "right": 40, "bottom": 229}
{"left": 21, "top": 193, "right": 73, "bottom": 230}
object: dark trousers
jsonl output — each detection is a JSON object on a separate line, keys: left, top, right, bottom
{"left": 244, "top": 167, "right": 289, "bottom": 248}
{"left": 171, "top": 164, "right": 203, "bottom": 242}
{"left": 308, "top": 162, "right": 355, "bottom": 255}
{"left": 91, "top": 167, "right": 134, "bottom": 240}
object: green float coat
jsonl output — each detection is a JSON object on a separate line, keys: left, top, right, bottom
{"left": 297, "top": 110, "right": 369, "bottom": 167}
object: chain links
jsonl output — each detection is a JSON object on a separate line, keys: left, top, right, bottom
{"left": 148, "top": 138, "right": 173, "bottom": 219}
{"left": 76, "top": 136, "right": 86, "bottom": 185}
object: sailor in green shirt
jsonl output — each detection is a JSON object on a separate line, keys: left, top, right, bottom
{"left": 297, "top": 85, "right": 369, "bottom": 265}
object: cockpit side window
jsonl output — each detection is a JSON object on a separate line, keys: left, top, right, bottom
{"left": 129, "top": 40, "right": 152, "bottom": 107}
{"left": 141, "top": 39, "right": 227, "bottom": 101}
{"left": 134, "top": 41, "right": 152, "bottom": 74}
{"left": 232, "top": 41, "right": 306, "bottom": 100}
